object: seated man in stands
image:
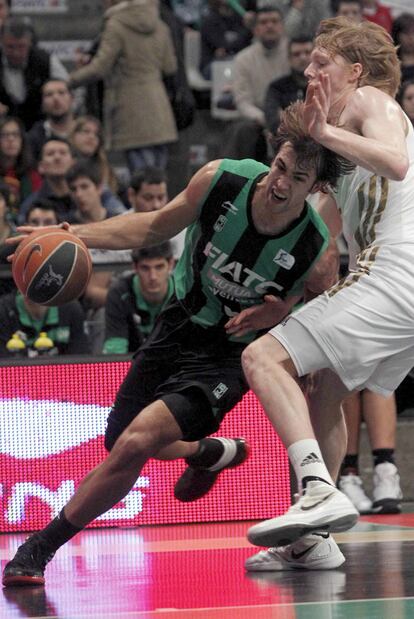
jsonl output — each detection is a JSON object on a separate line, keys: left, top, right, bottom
{"left": 18, "top": 138, "right": 77, "bottom": 225}
{"left": 127, "top": 167, "right": 185, "bottom": 261}
{"left": 103, "top": 243, "right": 175, "bottom": 355}
{"left": 25, "top": 199, "right": 60, "bottom": 227}
{"left": 67, "top": 159, "right": 131, "bottom": 353}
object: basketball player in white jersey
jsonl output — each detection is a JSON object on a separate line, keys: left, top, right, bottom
{"left": 243, "top": 16, "right": 414, "bottom": 570}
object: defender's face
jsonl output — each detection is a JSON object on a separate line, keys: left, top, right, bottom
{"left": 305, "top": 47, "right": 355, "bottom": 100}
{"left": 265, "top": 143, "right": 317, "bottom": 214}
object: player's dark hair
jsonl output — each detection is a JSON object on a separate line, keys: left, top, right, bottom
{"left": 270, "top": 101, "right": 355, "bottom": 191}
{"left": 131, "top": 242, "right": 173, "bottom": 264}
{"left": 129, "top": 167, "right": 167, "bottom": 193}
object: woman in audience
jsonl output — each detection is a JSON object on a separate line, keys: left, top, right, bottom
{"left": 68, "top": 115, "right": 126, "bottom": 215}
{"left": 0, "top": 116, "right": 42, "bottom": 222}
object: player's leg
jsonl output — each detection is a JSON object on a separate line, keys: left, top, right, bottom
{"left": 363, "top": 390, "right": 402, "bottom": 514}
{"left": 2, "top": 399, "right": 183, "bottom": 587}
{"left": 242, "top": 330, "right": 358, "bottom": 549}
{"left": 245, "top": 368, "right": 351, "bottom": 571}
{"left": 337, "top": 391, "right": 373, "bottom": 514}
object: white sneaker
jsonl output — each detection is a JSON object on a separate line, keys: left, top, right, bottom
{"left": 245, "top": 533, "right": 345, "bottom": 571}
{"left": 338, "top": 474, "right": 372, "bottom": 514}
{"left": 372, "top": 462, "right": 403, "bottom": 514}
{"left": 247, "top": 481, "right": 359, "bottom": 548}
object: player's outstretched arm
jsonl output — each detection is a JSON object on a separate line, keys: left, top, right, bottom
{"left": 72, "top": 160, "right": 222, "bottom": 250}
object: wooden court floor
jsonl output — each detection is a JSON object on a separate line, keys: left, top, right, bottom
{"left": 2, "top": 513, "right": 414, "bottom": 619}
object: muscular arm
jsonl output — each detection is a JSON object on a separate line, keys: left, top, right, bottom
{"left": 306, "top": 82, "right": 409, "bottom": 181}
{"left": 305, "top": 236, "right": 339, "bottom": 296}
{"left": 71, "top": 161, "right": 221, "bottom": 250}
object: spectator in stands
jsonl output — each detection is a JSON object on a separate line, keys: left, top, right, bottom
{"left": 399, "top": 80, "right": 414, "bottom": 127}
{"left": 0, "top": 17, "right": 69, "bottom": 129}
{"left": 0, "top": 181, "right": 15, "bottom": 265}
{"left": 0, "top": 116, "right": 42, "bottom": 223}
{"left": 68, "top": 0, "right": 178, "bottom": 174}
{"left": 199, "top": 0, "right": 251, "bottom": 79}
{"left": 25, "top": 199, "right": 60, "bottom": 228}
{"left": 103, "top": 242, "right": 175, "bottom": 355}
{"left": 66, "top": 160, "right": 131, "bottom": 353}
{"left": 338, "top": 391, "right": 403, "bottom": 515}
{"left": 0, "top": 289, "right": 90, "bottom": 357}
{"left": 68, "top": 115, "right": 125, "bottom": 215}
{"left": 334, "top": 0, "right": 362, "bottom": 21}
{"left": 18, "top": 137, "right": 77, "bottom": 225}
{"left": 27, "top": 79, "right": 76, "bottom": 163}
{"left": 264, "top": 36, "right": 312, "bottom": 136}
{"left": 224, "top": 7, "right": 290, "bottom": 162}
{"left": 67, "top": 159, "right": 122, "bottom": 223}
{"left": 362, "top": 0, "right": 393, "bottom": 34}
{"left": 392, "top": 13, "right": 414, "bottom": 85}
{"left": 127, "top": 167, "right": 185, "bottom": 260}
{"left": 278, "top": 0, "right": 332, "bottom": 39}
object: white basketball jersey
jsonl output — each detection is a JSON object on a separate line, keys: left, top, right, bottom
{"left": 333, "top": 115, "right": 414, "bottom": 270}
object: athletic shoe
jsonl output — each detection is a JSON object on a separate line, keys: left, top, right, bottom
{"left": 2, "top": 534, "right": 55, "bottom": 586}
{"left": 245, "top": 532, "right": 345, "bottom": 571}
{"left": 372, "top": 462, "right": 403, "bottom": 514}
{"left": 338, "top": 474, "right": 372, "bottom": 514}
{"left": 247, "top": 480, "right": 359, "bottom": 548}
{"left": 174, "top": 438, "right": 249, "bottom": 502}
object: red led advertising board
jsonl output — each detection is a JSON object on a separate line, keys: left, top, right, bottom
{"left": 0, "top": 360, "right": 290, "bottom": 532}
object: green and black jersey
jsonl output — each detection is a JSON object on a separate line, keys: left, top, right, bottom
{"left": 173, "top": 159, "right": 330, "bottom": 343}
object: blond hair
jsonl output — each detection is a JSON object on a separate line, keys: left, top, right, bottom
{"left": 316, "top": 17, "right": 401, "bottom": 97}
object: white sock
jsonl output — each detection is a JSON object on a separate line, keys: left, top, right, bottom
{"left": 288, "top": 439, "right": 334, "bottom": 491}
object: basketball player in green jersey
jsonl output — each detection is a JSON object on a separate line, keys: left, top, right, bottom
{"left": 3, "top": 101, "right": 353, "bottom": 587}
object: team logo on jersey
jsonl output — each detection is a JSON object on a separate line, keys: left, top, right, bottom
{"left": 273, "top": 249, "right": 295, "bottom": 270}
{"left": 214, "top": 214, "right": 227, "bottom": 232}
{"left": 221, "top": 201, "right": 238, "bottom": 215}
{"left": 213, "top": 382, "right": 228, "bottom": 399}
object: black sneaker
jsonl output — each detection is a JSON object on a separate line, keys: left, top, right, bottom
{"left": 2, "top": 533, "right": 55, "bottom": 587}
{"left": 174, "top": 438, "right": 249, "bottom": 502}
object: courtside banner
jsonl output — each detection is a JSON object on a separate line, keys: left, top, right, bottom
{"left": 0, "top": 360, "right": 290, "bottom": 532}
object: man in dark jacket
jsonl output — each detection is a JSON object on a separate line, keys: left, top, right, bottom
{"left": 0, "top": 17, "right": 69, "bottom": 130}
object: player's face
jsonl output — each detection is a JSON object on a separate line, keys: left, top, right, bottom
{"left": 40, "top": 141, "right": 73, "bottom": 177}
{"left": 27, "top": 208, "right": 58, "bottom": 227}
{"left": 0, "top": 120, "right": 22, "bottom": 159}
{"left": 402, "top": 83, "right": 414, "bottom": 123}
{"left": 266, "top": 143, "right": 317, "bottom": 214}
{"left": 305, "top": 47, "right": 359, "bottom": 100}
{"left": 69, "top": 176, "right": 101, "bottom": 211}
{"left": 71, "top": 121, "right": 100, "bottom": 157}
{"left": 135, "top": 257, "right": 172, "bottom": 298}
{"left": 42, "top": 81, "right": 73, "bottom": 118}
{"left": 129, "top": 182, "right": 168, "bottom": 212}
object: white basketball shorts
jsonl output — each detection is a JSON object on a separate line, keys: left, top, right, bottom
{"left": 269, "top": 247, "right": 414, "bottom": 397}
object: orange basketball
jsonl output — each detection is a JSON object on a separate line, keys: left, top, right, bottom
{"left": 12, "top": 229, "right": 92, "bottom": 306}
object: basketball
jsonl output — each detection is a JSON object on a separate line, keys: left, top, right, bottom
{"left": 12, "top": 228, "right": 92, "bottom": 306}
